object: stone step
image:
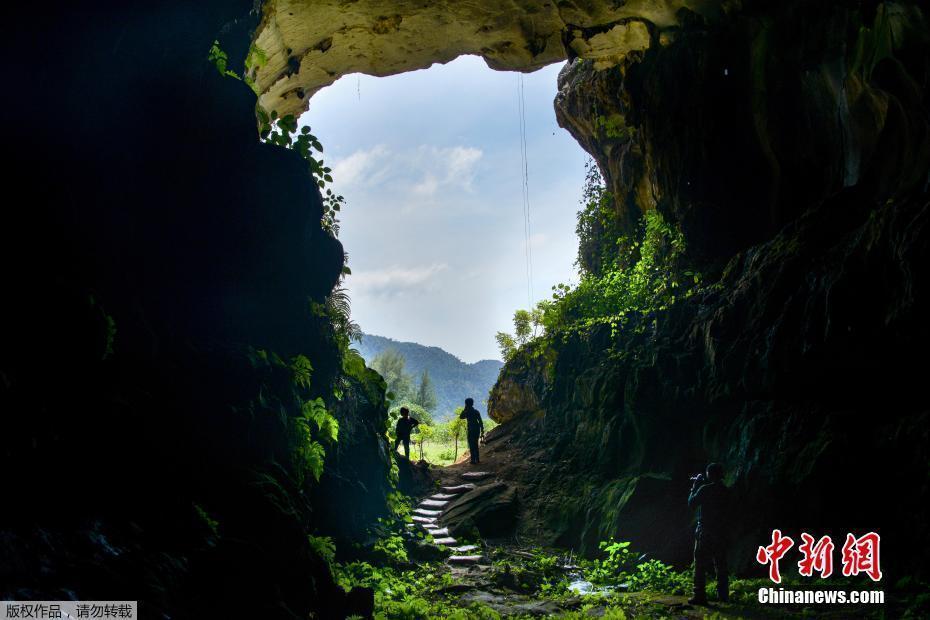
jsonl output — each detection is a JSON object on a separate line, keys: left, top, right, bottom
{"left": 428, "top": 493, "right": 457, "bottom": 500}
{"left": 461, "top": 471, "right": 492, "bottom": 481}
{"left": 451, "top": 544, "right": 479, "bottom": 553}
{"left": 432, "top": 537, "right": 457, "bottom": 546}
{"left": 448, "top": 555, "right": 484, "bottom": 565}
{"left": 428, "top": 528, "right": 449, "bottom": 537}
{"left": 422, "top": 523, "right": 440, "bottom": 530}
{"left": 440, "top": 484, "right": 476, "bottom": 494}
{"left": 419, "top": 499, "right": 450, "bottom": 509}
{"left": 413, "top": 508, "right": 442, "bottom": 517}
{"left": 412, "top": 515, "right": 436, "bottom": 524}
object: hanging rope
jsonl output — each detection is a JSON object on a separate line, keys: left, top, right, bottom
{"left": 517, "top": 73, "right": 535, "bottom": 309}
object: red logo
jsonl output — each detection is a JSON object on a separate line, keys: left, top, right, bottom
{"left": 758, "top": 530, "right": 882, "bottom": 582}
{"left": 756, "top": 529, "right": 795, "bottom": 583}
{"left": 841, "top": 532, "right": 882, "bottom": 582}
{"left": 798, "top": 533, "right": 834, "bottom": 578}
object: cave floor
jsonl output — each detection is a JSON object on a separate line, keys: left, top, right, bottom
{"left": 393, "top": 431, "right": 884, "bottom": 619}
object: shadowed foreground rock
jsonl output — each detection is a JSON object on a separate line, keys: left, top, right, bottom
{"left": 443, "top": 482, "right": 519, "bottom": 539}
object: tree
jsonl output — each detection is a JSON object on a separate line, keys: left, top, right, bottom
{"left": 414, "top": 369, "right": 438, "bottom": 412}
{"left": 446, "top": 410, "right": 467, "bottom": 463}
{"left": 370, "top": 348, "right": 413, "bottom": 401}
{"left": 495, "top": 304, "right": 546, "bottom": 361}
{"left": 387, "top": 401, "right": 434, "bottom": 435}
{"left": 415, "top": 424, "right": 435, "bottom": 461}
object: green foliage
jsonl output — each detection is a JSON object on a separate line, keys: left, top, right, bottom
{"left": 584, "top": 539, "right": 637, "bottom": 585}
{"left": 626, "top": 559, "right": 690, "bottom": 594}
{"left": 575, "top": 159, "right": 623, "bottom": 278}
{"left": 257, "top": 109, "right": 345, "bottom": 236}
{"left": 244, "top": 42, "right": 268, "bottom": 92}
{"left": 581, "top": 539, "right": 690, "bottom": 596}
{"left": 596, "top": 113, "right": 635, "bottom": 141}
{"left": 386, "top": 490, "right": 413, "bottom": 520}
{"left": 543, "top": 208, "right": 698, "bottom": 339}
{"left": 193, "top": 503, "right": 219, "bottom": 537}
{"left": 311, "top": 281, "right": 362, "bottom": 363}
{"left": 280, "top": 354, "right": 340, "bottom": 484}
{"left": 335, "top": 560, "right": 501, "bottom": 620}
{"left": 207, "top": 40, "right": 240, "bottom": 79}
{"left": 499, "top": 161, "right": 701, "bottom": 359}
{"left": 372, "top": 349, "right": 415, "bottom": 403}
{"left": 291, "top": 354, "right": 314, "bottom": 389}
{"left": 415, "top": 370, "right": 438, "bottom": 412}
{"left": 308, "top": 534, "right": 337, "bottom": 567}
{"left": 496, "top": 306, "right": 545, "bottom": 361}
{"left": 388, "top": 401, "right": 434, "bottom": 432}
{"left": 373, "top": 533, "right": 409, "bottom": 564}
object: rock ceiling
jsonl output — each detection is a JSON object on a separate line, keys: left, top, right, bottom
{"left": 251, "top": 0, "right": 721, "bottom": 117}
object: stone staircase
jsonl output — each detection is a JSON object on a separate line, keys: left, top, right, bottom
{"left": 410, "top": 472, "right": 493, "bottom": 565}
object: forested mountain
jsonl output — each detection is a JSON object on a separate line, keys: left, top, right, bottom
{"left": 357, "top": 334, "right": 503, "bottom": 419}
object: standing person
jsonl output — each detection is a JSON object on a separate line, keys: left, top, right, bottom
{"left": 393, "top": 407, "right": 419, "bottom": 460}
{"left": 687, "top": 462, "right": 730, "bottom": 605}
{"left": 459, "top": 398, "right": 484, "bottom": 465}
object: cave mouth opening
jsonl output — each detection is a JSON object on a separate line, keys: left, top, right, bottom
{"left": 297, "top": 55, "right": 590, "bottom": 369}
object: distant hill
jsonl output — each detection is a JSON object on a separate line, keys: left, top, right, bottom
{"left": 356, "top": 334, "right": 503, "bottom": 420}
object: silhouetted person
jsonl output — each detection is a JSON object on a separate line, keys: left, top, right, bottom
{"left": 393, "top": 407, "right": 419, "bottom": 460}
{"left": 459, "top": 398, "right": 484, "bottom": 464}
{"left": 688, "top": 462, "right": 729, "bottom": 605}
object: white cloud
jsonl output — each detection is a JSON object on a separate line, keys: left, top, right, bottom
{"left": 443, "top": 146, "right": 483, "bottom": 189}
{"left": 412, "top": 174, "right": 440, "bottom": 196}
{"left": 330, "top": 144, "right": 483, "bottom": 207}
{"left": 332, "top": 144, "right": 390, "bottom": 186}
{"left": 406, "top": 145, "right": 484, "bottom": 199}
{"left": 349, "top": 263, "right": 449, "bottom": 297}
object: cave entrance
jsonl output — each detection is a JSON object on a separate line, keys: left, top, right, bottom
{"left": 298, "top": 56, "right": 588, "bottom": 442}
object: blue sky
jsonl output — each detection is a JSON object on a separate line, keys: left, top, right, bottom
{"left": 300, "top": 56, "right": 589, "bottom": 363}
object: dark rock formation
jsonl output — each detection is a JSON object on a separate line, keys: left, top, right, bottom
{"left": 1, "top": 2, "right": 389, "bottom": 617}
{"left": 555, "top": 1, "right": 930, "bottom": 261}
{"left": 491, "top": 0, "right": 930, "bottom": 580}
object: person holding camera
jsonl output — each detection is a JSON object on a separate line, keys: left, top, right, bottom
{"left": 688, "top": 462, "right": 729, "bottom": 605}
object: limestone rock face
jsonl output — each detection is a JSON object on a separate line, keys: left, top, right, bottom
{"left": 251, "top": 0, "right": 720, "bottom": 118}
{"left": 555, "top": 2, "right": 930, "bottom": 261}
{"left": 488, "top": 0, "right": 930, "bottom": 578}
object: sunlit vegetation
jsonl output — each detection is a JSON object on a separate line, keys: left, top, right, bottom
{"left": 497, "top": 159, "right": 702, "bottom": 360}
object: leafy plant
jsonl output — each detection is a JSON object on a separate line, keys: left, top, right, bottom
{"left": 373, "top": 533, "right": 409, "bottom": 564}
{"left": 495, "top": 306, "right": 546, "bottom": 361}
{"left": 257, "top": 110, "right": 345, "bottom": 236}
{"left": 499, "top": 161, "right": 701, "bottom": 359}
{"left": 584, "top": 539, "right": 637, "bottom": 585}
{"left": 626, "top": 559, "right": 690, "bottom": 594}
{"left": 284, "top": 354, "right": 340, "bottom": 484}
{"left": 207, "top": 40, "right": 239, "bottom": 78}
{"left": 308, "top": 534, "right": 337, "bottom": 567}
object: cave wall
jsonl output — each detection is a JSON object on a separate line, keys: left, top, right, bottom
{"left": 555, "top": 1, "right": 930, "bottom": 260}
{"left": 1, "top": 3, "right": 388, "bottom": 616}
{"left": 490, "top": 0, "right": 930, "bottom": 579}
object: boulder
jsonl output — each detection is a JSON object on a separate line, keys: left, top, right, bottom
{"left": 443, "top": 482, "right": 518, "bottom": 538}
